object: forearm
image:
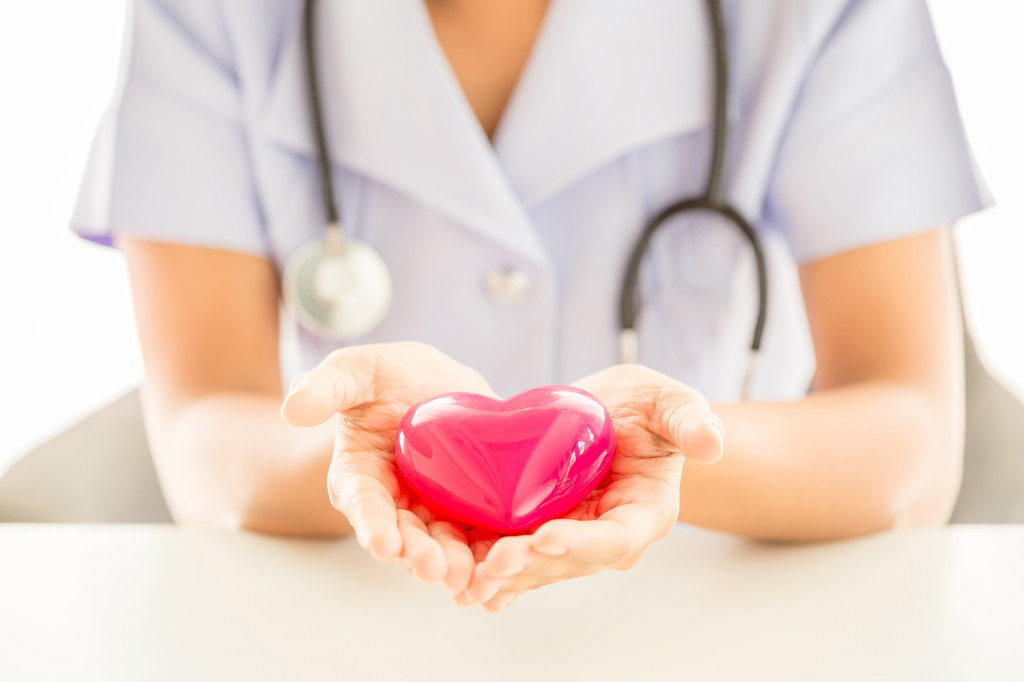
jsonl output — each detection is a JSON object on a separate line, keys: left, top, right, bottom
{"left": 678, "top": 382, "right": 964, "bottom": 541}
{"left": 146, "top": 389, "right": 352, "bottom": 537}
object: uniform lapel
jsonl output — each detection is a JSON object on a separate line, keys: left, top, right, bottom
{"left": 257, "top": 0, "right": 550, "bottom": 267}
{"left": 257, "top": 0, "right": 725, "bottom": 260}
{"left": 494, "top": 0, "right": 719, "bottom": 208}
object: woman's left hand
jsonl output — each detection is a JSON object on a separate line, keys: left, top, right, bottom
{"left": 456, "top": 364, "right": 724, "bottom": 613}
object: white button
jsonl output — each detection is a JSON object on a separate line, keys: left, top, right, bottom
{"left": 483, "top": 267, "right": 531, "bottom": 306}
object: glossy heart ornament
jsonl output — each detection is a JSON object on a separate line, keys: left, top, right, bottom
{"left": 395, "top": 386, "right": 616, "bottom": 534}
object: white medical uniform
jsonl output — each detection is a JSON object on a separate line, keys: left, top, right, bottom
{"left": 72, "top": 0, "right": 989, "bottom": 401}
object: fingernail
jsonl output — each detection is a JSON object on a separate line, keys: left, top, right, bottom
{"left": 287, "top": 377, "right": 306, "bottom": 396}
{"left": 486, "top": 591, "right": 518, "bottom": 614}
{"left": 453, "top": 591, "right": 472, "bottom": 608}
{"left": 479, "top": 581, "right": 503, "bottom": 605}
{"left": 532, "top": 543, "right": 567, "bottom": 557}
{"left": 490, "top": 562, "right": 526, "bottom": 578}
{"left": 709, "top": 417, "right": 725, "bottom": 459}
{"left": 711, "top": 415, "right": 725, "bottom": 442}
{"left": 683, "top": 419, "right": 723, "bottom": 462}
{"left": 368, "top": 529, "right": 402, "bottom": 561}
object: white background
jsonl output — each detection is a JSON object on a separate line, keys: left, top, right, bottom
{"left": 0, "top": 1, "right": 1021, "bottom": 472}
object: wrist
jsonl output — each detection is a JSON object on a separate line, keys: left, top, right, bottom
{"left": 241, "top": 414, "right": 351, "bottom": 537}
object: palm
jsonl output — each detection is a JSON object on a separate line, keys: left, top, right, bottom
{"left": 519, "top": 363, "right": 717, "bottom": 561}
{"left": 286, "top": 351, "right": 719, "bottom": 603}
{"left": 457, "top": 365, "right": 721, "bottom": 611}
{"left": 337, "top": 349, "right": 497, "bottom": 520}
{"left": 338, "top": 402, "right": 453, "bottom": 525}
{"left": 283, "top": 342, "right": 497, "bottom": 587}
{"left": 541, "top": 395, "right": 685, "bottom": 527}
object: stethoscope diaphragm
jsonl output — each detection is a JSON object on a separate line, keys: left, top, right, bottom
{"left": 282, "top": 231, "right": 392, "bottom": 340}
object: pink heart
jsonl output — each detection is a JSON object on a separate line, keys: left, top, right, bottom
{"left": 395, "top": 386, "right": 616, "bottom": 534}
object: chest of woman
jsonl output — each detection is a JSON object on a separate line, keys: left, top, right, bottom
{"left": 239, "top": 0, "right": 817, "bottom": 400}
{"left": 424, "top": 0, "right": 550, "bottom": 140}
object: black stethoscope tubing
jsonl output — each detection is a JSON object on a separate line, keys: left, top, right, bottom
{"left": 618, "top": 0, "right": 766, "bottom": 399}
{"left": 304, "top": 0, "right": 340, "bottom": 233}
{"left": 303, "top": 0, "right": 767, "bottom": 399}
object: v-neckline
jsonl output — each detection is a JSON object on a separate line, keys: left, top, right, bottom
{"left": 258, "top": 0, "right": 713, "bottom": 249}
{"left": 415, "top": 0, "right": 559, "bottom": 152}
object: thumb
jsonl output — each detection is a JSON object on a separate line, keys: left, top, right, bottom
{"left": 659, "top": 396, "right": 725, "bottom": 465}
{"left": 280, "top": 347, "right": 379, "bottom": 426}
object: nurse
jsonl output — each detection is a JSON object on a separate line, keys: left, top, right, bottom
{"left": 74, "top": 0, "right": 988, "bottom": 612}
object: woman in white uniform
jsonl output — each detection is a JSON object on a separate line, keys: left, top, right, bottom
{"left": 74, "top": 0, "right": 989, "bottom": 612}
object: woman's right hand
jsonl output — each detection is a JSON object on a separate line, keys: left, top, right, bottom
{"left": 281, "top": 341, "right": 496, "bottom": 593}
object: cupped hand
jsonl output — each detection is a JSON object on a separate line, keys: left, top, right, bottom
{"left": 281, "top": 341, "right": 497, "bottom": 593}
{"left": 458, "top": 364, "right": 724, "bottom": 613}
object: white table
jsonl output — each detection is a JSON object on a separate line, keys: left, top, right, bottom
{"left": 1, "top": 525, "right": 1022, "bottom": 681}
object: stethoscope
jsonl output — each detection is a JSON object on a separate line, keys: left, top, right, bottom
{"left": 285, "top": 0, "right": 767, "bottom": 399}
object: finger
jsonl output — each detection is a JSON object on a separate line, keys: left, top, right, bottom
{"left": 678, "top": 413, "right": 725, "bottom": 464}
{"left": 463, "top": 535, "right": 533, "bottom": 605}
{"left": 527, "top": 489, "right": 672, "bottom": 568}
{"left": 454, "top": 529, "right": 502, "bottom": 605}
{"left": 281, "top": 347, "right": 379, "bottom": 426}
{"left": 484, "top": 540, "right": 599, "bottom": 595}
{"left": 463, "top": 561, "right": 507, "bottom": 606}
{"left": 329, "top": 470, "right": 402, "bottom": 562}
{"left": 573, "top": 366, "right": 724, "bottom": 464}
{"left": 427, "top": 521, "right": 475, "bottom": 594}
{"left": 527, "top": 517, "right": 635, "bottom": 566}
{"left": 467, "top": 528, "right": 501, "bottom": 562}
{"left": 397, "top": 509, "right": 446, "bottom": 583}
{"left": 501, "top": 566, "right": 595, "bottom": 594}
{"left": 659, "top": 399, "right": 724, "bottom": 464}
{"left": 463, "top": 542, "right": 602, "bottom": 604}
{"left": 482, "top": 591, "right": 520, "bottom": 615}
{"left": 498, "top": 548, "right": 603, "bottom": 593}
{"left": 480, "top": 534, "right": 534, "bottom": 579}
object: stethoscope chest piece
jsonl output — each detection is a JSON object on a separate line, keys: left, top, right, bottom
{"left": 283, "top": 231, "right": 392, "bottom": 340}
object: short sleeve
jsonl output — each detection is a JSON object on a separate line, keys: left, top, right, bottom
{"left": 71, "top": 0, "right": 267, "bottom": 255}
{"left": 766, "top": 0, "right": 991, "bottom": 264}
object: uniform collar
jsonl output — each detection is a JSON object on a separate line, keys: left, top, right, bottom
{"left": 257, "top": 0, "right": 716, "bottom": 264}
{"left": 494, "top": 0, "right": 717, "bottom": 208}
